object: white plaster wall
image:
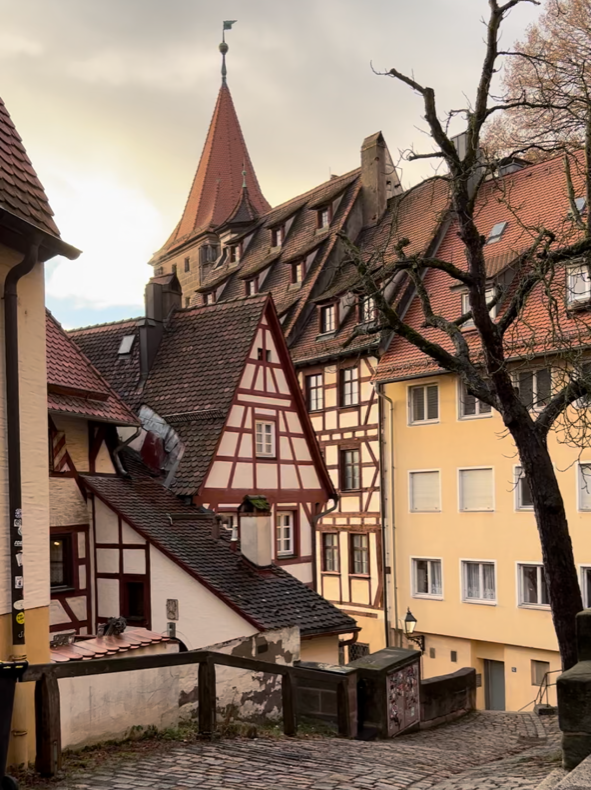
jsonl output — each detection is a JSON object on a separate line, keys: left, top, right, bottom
{"left": 94, "top": 498, "right": 118, "bottom": 543}
{"left": 49, "top": 478, "right": 88, "bottom": 527}
{"left": 150, "top": 545, "right": 257, "bottom": 649}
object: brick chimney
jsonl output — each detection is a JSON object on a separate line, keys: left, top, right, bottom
{"left": 238, "top": 495, "right": 272, "bottom": 568}
{"left": 361, "top": 131, "right": 401, "bottom": 228}
{"left": 139, "top": 273, "right": 182, "bottom": 382}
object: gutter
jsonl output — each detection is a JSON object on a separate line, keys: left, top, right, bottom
{"left": 112, "top": 426, "right": 142, "bottom": 479}
{"left": 311, "top": 495, "right": 339, "bottom": 592}
{"left": 4, "top": 239, "right": 40, "bottom": 649}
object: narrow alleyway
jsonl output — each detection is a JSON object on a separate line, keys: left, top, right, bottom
{"left": 43, "top": 712, "right": 561, "bottom": 790}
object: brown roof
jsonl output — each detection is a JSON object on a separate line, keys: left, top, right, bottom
{"left": 84, "top": 454, "right": 356, "bottom": 637}
{"left": 46, "top": 311, "right": 139, "bottom": 426}
{"left": 152, "top": 83, "right": 270, "bottom": 262}
{"left": 50, "top": 628, "right": 171, "bottom": 662}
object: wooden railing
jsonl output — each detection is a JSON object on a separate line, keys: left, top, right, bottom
{"left": 21, "top": 648, "right": 358, "bottom": 777}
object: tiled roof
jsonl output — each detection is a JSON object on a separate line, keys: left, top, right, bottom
{"left": 51, "top": 628, "right": 171, "bottom": 662}
{"left": 142, "top": 296, "right": 268, "bottom": 495}
{"left": 69, "top": 318, "right": 143, "bottom": 411}
{"left": 0, "top": 95, "right": 60, "bottom": 237}
{"left": 152, "top": 84, "right": 270, "bottom": 262}
{"left": 83, "top": 455, "right": 357, "bottom": 637}
{"left": 374, "top": 154, "right": 591, "bottom": 382}
{"left": 46, "top": 311, "right": 139, "bottom": 426}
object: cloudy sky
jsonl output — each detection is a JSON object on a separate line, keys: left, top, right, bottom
{"left": 1, "top": 0, "right": 540, "bottom": 328}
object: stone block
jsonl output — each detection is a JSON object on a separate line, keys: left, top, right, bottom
{"left": 562, "top": 732, "right": 591, "bottom": 771}
{"left": 557, "top": 661, "right": 591, "bottom": 733}
{"left": 577, "top": 611, "right": 591, "bottom": 663}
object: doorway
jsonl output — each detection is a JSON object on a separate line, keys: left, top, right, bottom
{"left": 484, "top": 659, "right": 505, "bottom": 710}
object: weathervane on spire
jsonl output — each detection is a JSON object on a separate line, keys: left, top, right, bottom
{"left": 220, "top": 20, "right": 237, "bottom": 84}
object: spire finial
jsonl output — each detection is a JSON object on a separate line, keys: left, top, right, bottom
{"left": 220, "top": 20, "right": 237, "bottom": 84}
{"left": 242, "top": 162, "right": 247, "bottom": 189}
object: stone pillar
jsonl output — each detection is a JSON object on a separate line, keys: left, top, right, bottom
{"left": 557, "top": 610, "right": 591, "bottom": 769}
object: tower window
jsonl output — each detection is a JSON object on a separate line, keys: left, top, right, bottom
{"left": 184, "top": 257, "right": 190, "bottom": 272}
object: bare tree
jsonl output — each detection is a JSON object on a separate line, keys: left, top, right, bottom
{"left": 346, "top": 0, "right": 591, "bottom": 669}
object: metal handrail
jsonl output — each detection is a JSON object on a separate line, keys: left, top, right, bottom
{"left": 518, "top": 668, "right": 561, "bottom": 712}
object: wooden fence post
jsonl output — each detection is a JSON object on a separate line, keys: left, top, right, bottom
{"left": 337, "top": 673, "right": 358, "bottom": 739}
{"left": 35, "top": 675, "right": 61, "bottom": 776}
{"left": 282, "top": 673, "right": 297, "bottom": 736}
{"left": 198, "top": 658, "right": 216, "bottom": 737}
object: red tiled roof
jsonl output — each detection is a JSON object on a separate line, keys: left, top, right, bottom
{"left": 0, "top": 96, "right": 59, "bottom": 237}
{"left": 152, "top": 84, "right": 270, "bottom": 262}
{"left": 50, "top": 627, "right": 171, "bottom": 662}
{"left": 374, "top": 154, "right": 591, "bottom": 382}
{"left": 46, "top": 311, "right": 139, "bottom": 426}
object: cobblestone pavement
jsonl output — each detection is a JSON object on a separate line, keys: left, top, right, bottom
{"left": 50, "top": 712, "right": 562, "bottom": 790}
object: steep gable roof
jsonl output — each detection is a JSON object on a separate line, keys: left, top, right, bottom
{"left": 46, "top": 311, "right": 139, "bottom": 426}
{"left": 84, "top": 454, "right": 357, "bottom": 637}
{"left": 152, "top": 83, "right": 270, "bottom": 262}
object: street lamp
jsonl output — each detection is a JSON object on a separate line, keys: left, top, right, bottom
{"left": 404, "top": 608, "right": 425, "bottom": 653}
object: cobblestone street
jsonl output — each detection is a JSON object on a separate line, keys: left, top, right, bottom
{"left": 43, "top": 712, "right": 561, "bottom": 790}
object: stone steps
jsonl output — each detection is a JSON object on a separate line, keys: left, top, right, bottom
{"left": 539, "top": 756, "right": 591, "bottom": 790}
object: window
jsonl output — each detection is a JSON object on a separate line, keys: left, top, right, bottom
{"left": 122, "top": 579, "right": 146, "bottom": 623}
{"left": 341, "top": 448, "right": 361, "bottom": 490}
{"left": 462, "top": 561, "right": 496, "bottom": 603}
{"left": 246, "top": 278, "right": 258, "bottom": 296}
{"left": 271, "top": 225, "right": 284, "bottom": 247}
{"left": 172, "top": 263, "right": 177, "bottom": 274}
{"left": 409, "top": 471, "right": 440, "bottom": 512}
{"left": 340, "top": 367, "right": 359, "bottom": 407}
{"left": 322, "top": 533, "right": 339, "bottom": 572}
{"left": 255, "top": 421, "right": 275, "bottom": 457}
{"left": 184, "top": 257, "right": 190, "bottom": 272}
{"left": 581, "top": 566, "right": 591, "bottom": 607}
{"left": 515, "top": 466, "right": 533, "bottom": 510}
{"left": 459, "top": 382, "right": 492, "bottom": 418}
{"left": 184, "top": 297, "right": 191, "bottom": 308}
{"left": 579, "top": 463, "right": 591, "bottom": 510}
{"left": 360, "top": 295, "right": 376, "bottom": 323}
{"left": 317, "top": 206, "right": 331, "bottom": 229}
{"left": 200, "top": 244, "right": 219, "bottom": 264}
{"left": 118, "top": 335, "right": 135, "bottom": 355}
{"left": 514, "top": 368, "right": 552, "bottom": 410}
{"left": 459, "top": 468, "right": 494, "bottom": 511}
{"left": 451, "top": 650, "right": 458, "bottom": 663}
{"left": 292, "top": 260, "right": 305, "bottom": 284}
{"left": 575, "top": 361, "right": 591, "bottom": 409}
{"left": 350, "top": 534, "right": 369, "bottom": 575}
{"left": 412, "top": 558, "right": 443, "bottom": 598}
{"left": 155, "top": 266, "right": 164, "bottom": 276}
{"left": 205, "top": 292, "right": 215, "bottom": 305}
{"left": 409, "top": 384, "right": 438, "bottom": 424}
{"left": 50, "top": 535, "right": 73, "bottom": 589}
{"left": 461, "top": 289, "right": 497, "bottom": 329}
{"left": 349, "top": 642, "right": 370, "bottom": 661}
{"left": 532, "top": 660, "right": 550, "bottom": 686}
{"left": 257, "top": 347, "right": 271, "bottom": 361}
{"left": 518, "top": 563, "right": 549, "bottom": 607}
{"left": 276, "top": 512, "right": 294, "bottom": 557}
{"left": 567, "top": 262, "right": 591, "bottom": 305}
{"left": 320, "top": 304, "right": 336, "bottom": 334}
{"left": 229, "top": 245, "right": 241, "bottom": 263}
{"left": 487, "top": 221, "right": 508, "bottom": 244}
{"left": 306, "top": 373, "right": 323, "bottom": 411}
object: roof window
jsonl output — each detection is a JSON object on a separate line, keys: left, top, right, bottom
{"left": 317, "top": 205, "right": 332, "bottom": 230}
{"left": 271, "top": 225, "right": 285, "bottom": 248}
{"left": 575, "top": 197, "right": 587, "bottom": 214}
{"left": 118, "top": 335, "right": 135, "bottom": 355}
{"left": 487, "top": 221, "right": 508, "bottom": 244}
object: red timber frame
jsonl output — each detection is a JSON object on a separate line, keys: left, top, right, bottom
{"left": 49, "top": 524, "right": 92, "bottom": 634}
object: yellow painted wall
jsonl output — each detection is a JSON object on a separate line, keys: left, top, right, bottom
{"left": 300, "top": 635, "right": 340, "bottom": 664}
{"left": 383, "top": 371, "right": 583, "bottom": 710}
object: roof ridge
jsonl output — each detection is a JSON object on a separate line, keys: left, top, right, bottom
{"left": 262, "top": 168, "right": 360, "bottom": 219}
{"left": 68, "top": 316, "right": 142, "bottom": 334}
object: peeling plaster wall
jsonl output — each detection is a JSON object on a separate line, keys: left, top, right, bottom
{"left": 59, "top": 627, "right": 300, "bottom": 750}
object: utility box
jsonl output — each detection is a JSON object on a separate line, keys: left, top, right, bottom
{"left": 348, "top": 647, "right": 420, "bottom": 738}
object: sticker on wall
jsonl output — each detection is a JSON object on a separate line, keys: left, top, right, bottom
{"left": 16, "top": 612, "right": 25, "bottom": 625}
{"left": 15, "top": 576, "right": 23, "bottom": 589}
{"left": 13, "top": 600, "right": 24, "bottom": 610}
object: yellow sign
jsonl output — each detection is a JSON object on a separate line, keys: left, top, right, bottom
{"left": 16, "top": 612, "right": 25, "bottom": 624}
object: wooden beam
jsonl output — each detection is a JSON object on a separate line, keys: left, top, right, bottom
{"left": 281, "top": 673, "right": 297, "bottom": 736}
{"left": 35, "top": 675, "right": 61, "bottom": 776}
{"left": 198, "top": 658, "right": 216, "bottom": 738}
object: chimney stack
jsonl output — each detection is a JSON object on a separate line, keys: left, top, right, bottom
{"left": 238, "top": 496, "right": 272, "bottom": 568}
{"left": 360, "top": 131, "right": 401, "bottom": 228}
{"left": 139, "top": 273, "right": 182, "bottom": 382}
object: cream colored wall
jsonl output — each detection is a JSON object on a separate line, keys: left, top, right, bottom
{"left": 384, "top": 371, "right": 589, "bottom": 709}
{"left": 52, "top": 414, "right": 89, "bottom": 473}
{"left": 49, "top": 477, "right": 88, "bottom": 526}
{"left": 300, "top": 635, "right": 340, "bottom": 664}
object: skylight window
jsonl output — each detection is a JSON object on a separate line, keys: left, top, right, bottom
{"left": 576, "top": 197, "right": 587, "bottom": 213}
{"left": 118, "top": 335, "right": 135, "bottom": 355}
{"left": 487, "top": 221, "right": 508, "bottom": 244}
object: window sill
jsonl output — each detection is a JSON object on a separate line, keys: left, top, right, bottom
{"left": 516, "top": 506, "right": 534, "bottom": 512}
{"left": 338, "top": 404, "right": 359, "bottom": 412}
{"left": 321, "top": 570, "right": 340, "bottom": 576}
{"left": 341, "top": 488, "right": 362, "bottom": 494}
{"left": 518, "top": 603, "right": 551, "bottom": 611}
{"left": 412, "top": 593, "right": 443, "bottom": 601}
{"left": 462, "top": 598, "right": 497, "bottom": 606}
{"left": 410, "top": 509, "right": 441, "bottom": 514}
{"left": 458, "top": 413, "right": 493, "bottom": 421}
{"left": 316, "top": 331, "right": 336, "bottom": 341}
{"left": 255, "top": 455, "right": 277, "bottom": 460}
{"left": 567, "top": 299, "right": 591, "bottom": 313}
{"left": 459, "top": 509, "right": 494, "bottom": 513}
{"left": 51, "top": 586, "right": 76, "bottom": 594}
{"left": 408, "top": 420, "right": 439, "bottom": 427}
{"left": 349, "top": 573, "right": 370, "bottom": 579}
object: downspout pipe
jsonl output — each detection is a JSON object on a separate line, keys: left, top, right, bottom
{"left": 4, "top": 239, "right": 40, "bottom": 650}
{"left": 311, "top": 495, "right": 339, "bottom": 592}
{"left": 375, "top": 383, "right": 398, "bottom": 649}
{"left": 112, "top": 426, "right": 142, "bottom": 479}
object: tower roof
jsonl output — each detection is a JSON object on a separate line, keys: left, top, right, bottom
{"left": 153, "top": 83, "right": 270, "bottom": 262}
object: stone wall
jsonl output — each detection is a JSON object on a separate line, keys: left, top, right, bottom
{"left": 420, "top": 668, "right": 476, "bottom": 728}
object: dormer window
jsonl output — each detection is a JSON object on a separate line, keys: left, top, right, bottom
{"left": 317, "top": 205, "right": 332, "bottom": 230}
{"left": 229, "top": 244, "right": 242, "bottom": 264}
{"left": 184, "top": 257, "right": 190, "bottom": 272}
{"left": 271, "top": 225, "right": 285, "bottom": 248}
{"left": 172, "top": 263, "right": 177, "bottom": 274}
{"left": 567, "top": 261, "right": 591, "bottom": 305}
{"left": 461, "top": 289, "right": 497, "bottom": 328}
{"left": 204, "top": 292, "right": 216, "bottom": 305}
{"left": 118, "top": 335, "right": 135, "bottom": 355}
{"left": 487, "top": 221, "right": 508, "bottom": 244}
{"left": 246, "top": 278, "right": 258, "bottom": 297}
{"left": 292, "top": 260, "right": 305, "bottom": 284}
{"left": 320, "top": 304, "right": 336, "bottom": 334}
{"left": 360, "top": 295, "right": 376, "bottom": 323}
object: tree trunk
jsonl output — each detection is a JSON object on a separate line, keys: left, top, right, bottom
{"left": 510, "top": 420, "right": 583, "bottom": 670}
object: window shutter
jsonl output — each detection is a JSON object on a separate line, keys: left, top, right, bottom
{"left": 518, "top": 371, "right": 533, "bottom": 408}
{"left": 410, "top": 471, "right": 440, "bottom": 511}
{"left": 412, "top": 387, "right": 425, "bottom": 422}
{"left": 460, "top": 468, "right": 493, "bottom": 510}
{"left": 426, "top": 385, "right": 438, "bottom": 420}
{"left": 536, "top": 368, "right": 551, "bottom": 406}
{"left": 462, "top": 386, "right": 476, "bottom": 416}
{"left": 580, "top": 464, "right": 591, "bottom": 510}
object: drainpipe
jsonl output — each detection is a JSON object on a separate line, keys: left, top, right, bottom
{"left": 112, "top": 426, "right": 142, "bottom": 478}
{"left": 375, "top": 383, "right": 398, "bottom": 648}
{"left": 311, "top": 496, "right": 339, "bottom": 592}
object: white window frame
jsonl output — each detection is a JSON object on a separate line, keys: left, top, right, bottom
{"left": 340, "top": 366, "right": 359, "bottom": 407}
{"left": 271, "top": 225, "right": 285, "bottom": 248}
{"left": 579, "top": 564, "right": 591, "bottom": 608}
{"left": 408, "top": 469, "right": 441, "bottom": 513}
{"left": 567, "top": 261, "right": 591, "bottom": 305}
{"left": 457, "top": 380, "right": 493, "bottom": 420}
{"left": 514, "top": 465, "right": 534, "bottom": 511}
{"left": 306, "top": 373, "right": 324, "bottom": 412}
{"left": 460, "top": 559, "right": 497, "bottom": 605}
{"left": 408, "top": 382, "right": 439, "bottom": 425}
{"left": 276, "top": 511, "right": 294, "bottom": 557}
{"left": 458, "top": 467, "right": 495, "bottom": 512}
{"left": 411, "top": 557, "right": 444, "bottom": 600}
{"left": 512, "top": 367, "right": 552, "bottom": 412}
{"left": 578, "top": 461, "right": 591, "bottom": 511}
{"left": 460, "top": 289, "right": 497, "bottom": 329}
{"left": 517, "top": 562, "right": 550, "bottom": 609}
{"left": 118, "top": 335, "right": 135, "bottom": 355}
{"left": 360, "top": 295, "right": 376, "bottom": 324}
{"left": 255, "top": 421, "right": 275, "bottom": 458}
{"left": 320, "top": 304, "right": 336, "bottom": 334}
{"left": 487, "top": 221, "right": 508, "bottom": 244}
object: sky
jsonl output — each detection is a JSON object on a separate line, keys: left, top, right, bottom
{"left": 0, "top": 0, "right": 541, "bottom": 329}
